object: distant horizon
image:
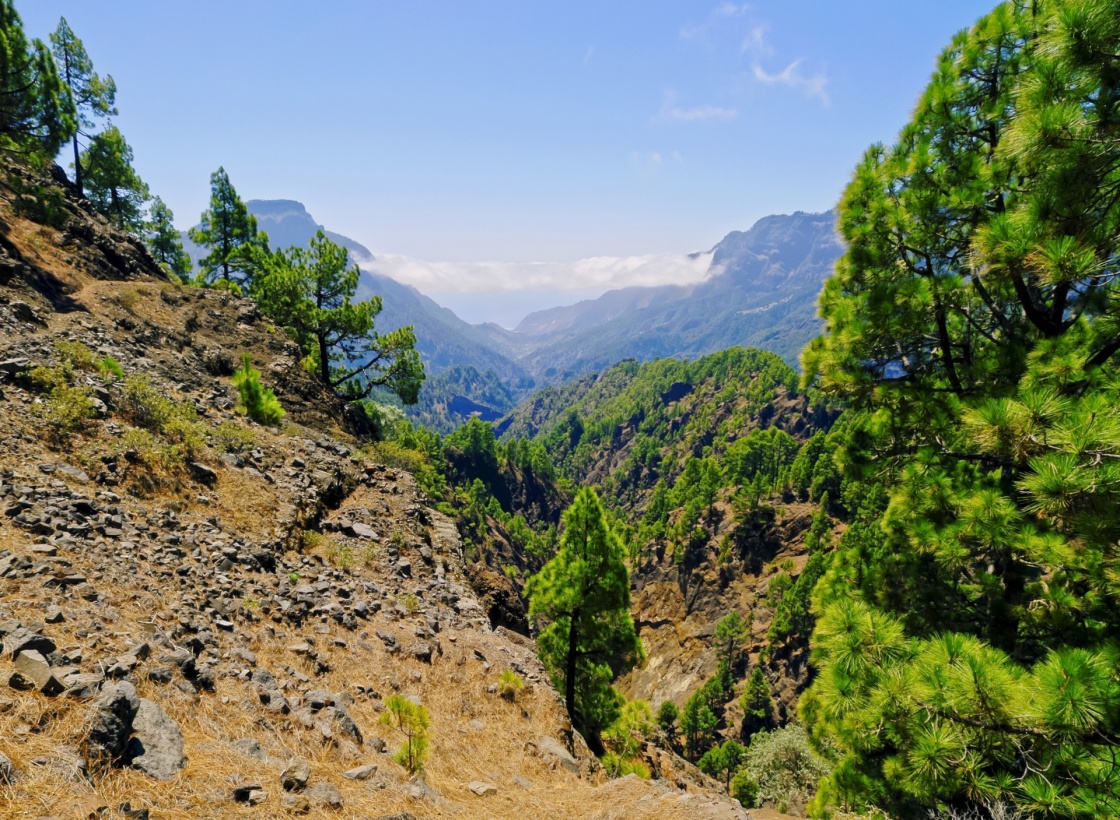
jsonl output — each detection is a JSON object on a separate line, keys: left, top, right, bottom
{"left": 22, "top": 0, "right": 996, "bottom": 303}
{"left": 239, "top": 197, "right": 837, "bottom": 328}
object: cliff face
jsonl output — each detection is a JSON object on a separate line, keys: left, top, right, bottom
{"left": 0, "top": 165, "right": 751, "bottom": 819}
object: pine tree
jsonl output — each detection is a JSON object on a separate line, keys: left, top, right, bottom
{"left": 698, "top": 739, "right": 745, "bottom": 788}
{"left": 526, "top": 487, "right": 643, "bottom": 747}
{"left": 714, "top": 611, "right": 746, "bottom": 671}
{"left": 802, "top": 2, "right": 1120, "bottom": 816}
{"left": 680, "top": 690, "right": 718, "bottom": 761}
{"left": 188, "top": 167, "right": 267, "bottom": 288}
{"left": 740, "top": 667, "right": 773, "bottom": 743}
{"left": 49, "top": 17, "right": 115, "bottom": 196}
{"left": 81, "top": 125, "right": 148, "bottom": 232}
{"left": 251, "top": 230, "right": 424, "bottom": 404}
{"left": 0, "top": 1, "right": 73, "bottom": 157}
{"left": 146, "top": 197, "right": 191, "bottom": 280}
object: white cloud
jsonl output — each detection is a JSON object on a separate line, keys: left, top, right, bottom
{"left": 740, "top": 24, "right": 770, "bottom": 55}
{"left": 713, "top": 2, "right": 751, "bottom": 18}
{"left": 351, "top": 249, "right": 717, "bottom": 295}
{"left": 657, "top": 90, "right": 737, "bottom": 123}
{"left": 752, "top": 60, "right": 829, "bottom": 103}
{"left": 680, "top": 3, "right": 752, "bottom": 42}
{"left": 583, "top": 45, "right": 594, "bottom": 65}
{"left": 666, "top": 103, "right": 737, "bottom": 122}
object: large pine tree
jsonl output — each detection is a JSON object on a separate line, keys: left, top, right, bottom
{"left": 251, "top": 230, "right": 424, "bottom": 404}
{"left": 49, "top": 17, "right": 115, "bottom": 196}
{"left": 802, "top": 2, "right": 1120, "bottom": 817}
{"left": 147, "top": 197, "right": 191, "bottom": 280}
{"left": 81, "top": 125, "right": 148, "bottom": 232}
{"left": 188, "top": 167, "right": 267, "bottom": 288}
{"left": 0, "top": 1, "right": 73, "bottom": 157}
{"left": 526, "top": 487, "right": 644, "bottom": 748}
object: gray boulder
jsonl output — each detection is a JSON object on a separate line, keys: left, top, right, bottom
{"left": 127, "top": 699, "right": 186, "bottom": 780}
{"left": 82, "top": 682, "right": 140, "bottom": 768}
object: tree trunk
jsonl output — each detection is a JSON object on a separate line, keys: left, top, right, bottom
{"left": 72, "top": 135, "right": 82, "bottom": 197}
{"left": 565, "top": 611, "right": 578, "bottom": 724}
{"left": 318, "top": 331, "right": 330, "bottom": 386}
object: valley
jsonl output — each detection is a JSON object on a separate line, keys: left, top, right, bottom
{"left": 3, "top": 1, "right": 1120, "bottom": 818}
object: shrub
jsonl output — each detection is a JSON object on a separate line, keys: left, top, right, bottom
{"left": 739, "top": 725, "right": 829, "bottom": 813}
{"left": 657, "top": 701, "right": 679, "bottom": 739}
{"left": 498, "top": 670, "right": 524, "bottom": 701}
{"left": 232, "top": 355, "right": 284, "bottom": 425}
{"left": 28, "top": 365, "right": 70, "bottom": 393}
{"left": 121, "top": 376, "right": 177, "bottom": 430}
{"left": 162, "top": 416, "right": 208, "bottom": 462}
{"left": 210, "top": 421, "right": 255, "bottom": 453}
{"left": 325, "top": 542, "right": 355, "bottom": 571}
{"left": 116, "top": 287, "right": 143, "bottom": 311}
{"left": 98, "top": 356, "right": 124, "bottom": 383}
{"left": 601, "top": 752, "right": 651, "bottom": 779}
{"left": 36, "top": 385, "right": 96, "bottom": 438}
{"left": 55, "top": 339, "right": 95, "bottom": 370}
{"left": 117, "top": 427, "right": 175, "bottom": 469}
{"left": 730, "top": 768, "right": 760, "bottom": 807}
{"left": 380, "top": 694, "right": 430, "bottom": 773}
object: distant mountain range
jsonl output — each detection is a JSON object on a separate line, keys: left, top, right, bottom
{"left": 182, "top": 201, "right": 841, "bottom": 431}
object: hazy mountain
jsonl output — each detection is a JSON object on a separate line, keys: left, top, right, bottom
{"left": 181, "top": 200, "right": 530, "bottom": 386}
{"left": 509, "top": 211, "right": 841, "bottom": 380}
{"left": 182, "top": 202, "right": 839, "bottom": 421}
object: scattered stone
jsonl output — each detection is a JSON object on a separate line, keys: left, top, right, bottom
{"left": 232, "top": 737, "right": 267, "bottom": 761}
{"left": 343, "top": 763, "right": 378, "bottom": 780}
{"left": 232, "top": 782, "right": 265, "bottom": 802}
{"left": 4, "top": 627, "right": 55, "bottom": 659}
{"left": 0, "top": 751, "right": 17, "bottom": 784}
{"left": 281, "top": 793, "right": 311, "bottom": 814}
{"left": 468, "top": 780, "right": 498, "bottom": 796}
{"left": 188, "top": 462, "right": 218, "bottom": 485}
{"left": 305, "top": 782, "right": 343, "bottom": 809}
{"left": 8, "top": 671, "right": 35, "bottom": 691}
{"left": 127, "top": 698, "right": 186, "bottom": 781}
{"left": 281, "top": 758, "right": 311, "bottom": 792}
{"left": 83, "top": 682, "right": 140, "bottom": 768}
{"left": 13, "top": 649, "right": 63, "bottom": 695}
{"left": 535, "top": 736, "right": 580, "bottom": 775}
{"left": 330, "top": 704, "right": 363, "bottom": 745}
{"left": 347, "top": 522, "right": 377, "bottom": 539}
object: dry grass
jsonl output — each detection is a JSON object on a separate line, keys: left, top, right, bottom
{"left": 0, "top": 509, "right": 750, "bottom": 820}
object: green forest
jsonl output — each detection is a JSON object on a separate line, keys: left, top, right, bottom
{"left": 2, "top": 0, "right": 1119, "bottom": 816}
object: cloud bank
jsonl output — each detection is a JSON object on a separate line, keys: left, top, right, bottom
{"left": 351, "top": 249, "right": 716, "bottom": 295}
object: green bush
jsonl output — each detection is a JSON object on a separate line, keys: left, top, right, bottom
{"left": 730, "top": 768, "right": 760, "bottom": 807}
{"left": 28, "top": 365, "right": 70, "bottom": 393}
{"left": 117, "top": 427, "right": 178, "bottom": 471}
{"left": 55, "top": 339, "right": 96, "bottom": 370}
{"left": 601, "top": 752, "right": 651, "bottom": 779}
{"left": 380, "top": 694, "right": 431, "bottom": 773}
{"left": 120, "top": 376, "right": 177, "bottom": 430}
{"left": 739, "top": 725, "right": 829, "bottom": 812}
{"left": 232, "top": 355, "right": 284, "bottom": 426}
{"left": 36, "top": 384, "right": 96, "bottom": 437}
{"left": 210, "top": 420, "right": 255, "bottom": 453}
{"left": 98, "top": 356, "right": 124, "bottom": 383}
{"left": 498, "top": 670, "right": 524, "bottom": 701}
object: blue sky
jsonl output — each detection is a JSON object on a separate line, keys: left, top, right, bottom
{"left": 21, "top": 1, "right": 996, "bottom": 318}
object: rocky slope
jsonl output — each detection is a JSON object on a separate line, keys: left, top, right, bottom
{"left": 0, "top": 165, "right": 756, "bottom": 819}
